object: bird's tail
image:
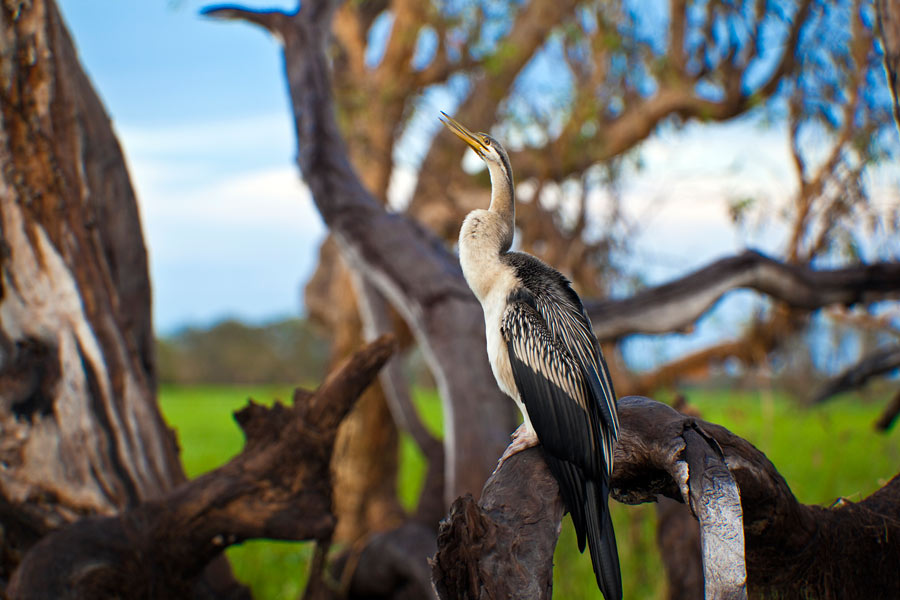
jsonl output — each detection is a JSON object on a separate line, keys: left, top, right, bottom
{"left": 586, "top": 479, "right": 622, "bottom": 600}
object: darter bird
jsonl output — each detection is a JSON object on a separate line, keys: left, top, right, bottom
{"left": 440, "top": 112, "right": 622, "bottom": 600}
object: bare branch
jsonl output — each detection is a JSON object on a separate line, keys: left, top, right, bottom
{"left": 585, "top": 250, "right": 900, "bottom": 341}
{"left": 201, "top": 4, "right": 290, "bottom": 37}
{"left": 812, "top": 346, "right": 900, "bottom": 404}
{"left": 209, "top": 1, "right": 516, "bottom": 504}
{"left": 436, "top": 396, "right": 900, "bottom": 599}
{"left": 874, "top": 388, "right": 900, "bottom": 432}
{"left": 7, "top": 336, "right": 395, "bottom": 600}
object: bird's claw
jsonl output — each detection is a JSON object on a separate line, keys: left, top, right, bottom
{"left": 493, "top": 426, "right": 539, "bottom": 474}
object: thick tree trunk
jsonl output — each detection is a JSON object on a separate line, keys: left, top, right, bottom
{"left": 0, "top": 0, "right": 184, "bottom": 578}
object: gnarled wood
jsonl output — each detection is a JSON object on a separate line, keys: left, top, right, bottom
{"left": 432, "top": 450, "right": 564, "bottom": 599}
{"left": 0, "top": 0, "right": 183, "bottom": 579}
{"left": 7, "top": 336, "right": 395, "bottom": 600}
{"left": 436, "top": 396, "right": 900, "bottom": 599}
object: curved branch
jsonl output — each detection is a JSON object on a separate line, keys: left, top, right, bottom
{"left": 812, "top": 345, "right": 900, "bottom": 404}
{"left": 434, "top": 397, "right": 747, "bottom": 600}
{"left": 585, "top": 250, "right": 900, "bottom": 341}
{"left": 435, "top": 396, "right": 900, "bottom": 599}
{"left": 206, "top": 0, "right": 517, "bottom": 504}
{"left": 201, "top": 4, "right": 291, "bottom": 37}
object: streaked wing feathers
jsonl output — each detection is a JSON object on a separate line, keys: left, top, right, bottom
{"left": 502, "top": 298, "right": 613, "bottom": 480}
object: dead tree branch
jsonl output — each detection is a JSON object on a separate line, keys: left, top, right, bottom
{"left": 7, "top": 336, "right": 395, "bottom": 600}
{"left": 203, "top": 0, "right": 516, "bottom": 504}
{"left": 435, "top": 396, "right": 900, "bottom": 599}
{"left": 875, "top": 388, "right": 900, "bottom": 432}
{"left": 585, "top": 250, "right": 900, "bottom": 341}
{"left": 812, "top": 346, "right": 900, "bottom": 404}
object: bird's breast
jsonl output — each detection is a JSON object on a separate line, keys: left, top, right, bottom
{"left": 482, "top": 290, "right": 521, "bottom": 401}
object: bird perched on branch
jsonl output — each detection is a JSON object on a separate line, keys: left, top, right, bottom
{"left": 440, "top": 112, "right": 622, "bottom": 600}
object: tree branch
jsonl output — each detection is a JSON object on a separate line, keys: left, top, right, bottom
{"left": 812, "top": 346, "right": 900, "bottom": 404}
{"left": 435, "top": 395, "right": 900, "bottom": 599}
{"left": 7, "top": 336, "right": 396, "bottom": 600}
{"left": 207, "top": 0, "right": 516, "bottom": 505}
{"left": 585, "top": 250, "right": 900, "bottom": 341}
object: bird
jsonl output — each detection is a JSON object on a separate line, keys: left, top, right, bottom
{"left": 440, "top": 111, "right": 622, "bottom": 600}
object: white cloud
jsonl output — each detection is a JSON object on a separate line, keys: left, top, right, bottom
{"left": 114, "top": 114, "right": 326, "bottom": 332}
{"left": 116, "top": 113, "right": 294, "bottom": 160}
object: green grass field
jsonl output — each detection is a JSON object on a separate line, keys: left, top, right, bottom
{"left": 159, "top": 384, "right": 900, "bottom": 599}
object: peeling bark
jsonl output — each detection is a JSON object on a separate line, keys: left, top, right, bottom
{"left": 0, "top": 0, "right": 184, "bottom": 578}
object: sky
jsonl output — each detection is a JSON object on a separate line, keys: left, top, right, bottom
{"left": 57, "top": 0, "right": 322, "bottom": 334}
{"left": 56, "top": 1, "right": 898, "bottom": 369}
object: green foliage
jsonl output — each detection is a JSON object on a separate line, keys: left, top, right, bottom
{"left": 156, "top": 319, "right": 329, "bottom": 385}
{"left": 159, "top": 385, "right": 900, "bottom": 599}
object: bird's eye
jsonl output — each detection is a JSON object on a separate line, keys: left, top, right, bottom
{"left": 482, "top": 137, "right": 491, "bottom": 146}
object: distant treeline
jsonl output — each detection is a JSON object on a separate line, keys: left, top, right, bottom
{"left": 156, "top": 318, "right": 330, "bottom": 385}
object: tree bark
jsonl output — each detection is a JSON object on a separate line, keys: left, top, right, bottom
{"left": 203, "top": 1, "right": 517, "bottom": 506}
{"left": 584, "top": 250, "right": 900, "bottom": 341}
{"left": 0, "top": 0, "right": 184, "bottom": 578}
{"left": 7, "top": 336, "right": 395, "bottom": 600}
{"left": 435, "top": 395, "right": 900, "bottom": 599}
{"left": 876, "top": 0, "right": 900, "bottom": 133}
{"left": 306, "top": 240, "right": 406, "bottom": 543}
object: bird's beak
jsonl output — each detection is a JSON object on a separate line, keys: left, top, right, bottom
{"left": 440, "top": 112, "right": 486, "bottom": 158}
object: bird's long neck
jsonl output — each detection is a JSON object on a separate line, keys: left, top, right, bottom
{"left": 487, "top": 159, "right": 515, "bottom": 253}
{"left": 458, "top": 160, "right": 516, "bottom": 302}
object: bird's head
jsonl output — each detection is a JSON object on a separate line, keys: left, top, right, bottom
{"left": 440, "top": 112, "right": 512, "bottom": 183}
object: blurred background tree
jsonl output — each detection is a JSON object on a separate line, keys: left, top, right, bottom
{"left": 292, "top": 0, "right": 899, "bottom": 548}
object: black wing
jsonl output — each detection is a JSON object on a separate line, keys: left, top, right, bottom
{"left": 502, "top": 292, "right": 622, "bottom": 600}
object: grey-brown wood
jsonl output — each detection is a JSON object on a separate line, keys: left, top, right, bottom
{"left": 7, "top": 336, "right": 395, "bottom": 600}
{"left": 0, "top": 0, "right": 184, "bottom": 579}
{"left": 432, "top": 449, "right": 564, "bottom": 600}
{"left": 436, "top": 395, "right": 900, "bottom": 599}
{"left": 202, "top": 0, "right": 517, "bottom": 505}
{"left": 812, "top": 345, "right": 900, "bottom": 404}
{"left": 585, "top": 250, "right": 900, "bottom": 341}
{"left": 656, "top": 497, "right": 704, "bottom": 600}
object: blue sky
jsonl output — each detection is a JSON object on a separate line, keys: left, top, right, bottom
{"left": 56, "top": 2, "right": 898, "bottom": 370}
{"left": 58, "top": 1, "right": 324, "bottom": 334}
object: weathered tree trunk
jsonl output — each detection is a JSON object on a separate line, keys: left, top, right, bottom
{"left": 7, "top": 336, "right": 395, "bottom": 600}
{"left": 0, "top": 0, "right": 185, "bottom": 579}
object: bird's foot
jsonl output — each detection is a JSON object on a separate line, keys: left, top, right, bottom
{"left": 493, "top": 424, "right": 540, "bottom": 473}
